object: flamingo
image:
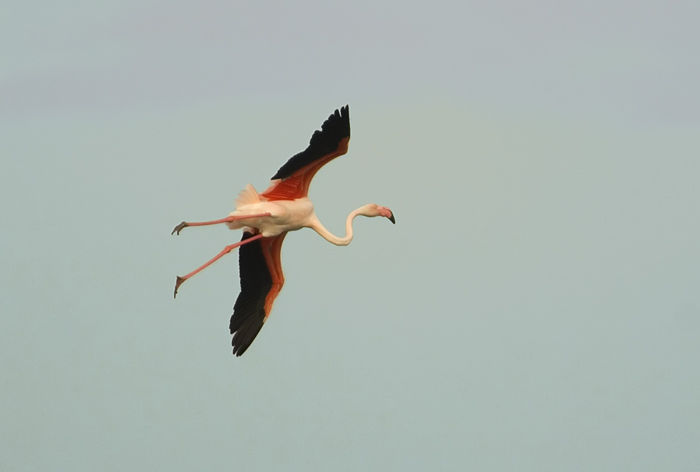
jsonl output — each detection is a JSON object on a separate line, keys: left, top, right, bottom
{"left": 172, "top": 106, "right": 395, "bottom": 356}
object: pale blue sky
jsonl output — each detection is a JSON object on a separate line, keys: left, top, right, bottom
{"left": 2, "top": 1, "right": 699, "bottom": 470}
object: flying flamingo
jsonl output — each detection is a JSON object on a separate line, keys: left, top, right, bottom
{"left": 172, "top": 106, "right": 395, "bottom": 356}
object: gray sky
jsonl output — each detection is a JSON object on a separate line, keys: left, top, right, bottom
{"left": 2, "top": 0, "right": 699, "bottom": 470}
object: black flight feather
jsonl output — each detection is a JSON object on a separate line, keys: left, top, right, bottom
{"left": 270, "top": 105, "right": 350, "bottom": 181}
{"left": 230, "top": 231, "right": 272, "bottom": 356}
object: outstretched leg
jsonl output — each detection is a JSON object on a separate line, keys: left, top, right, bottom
{"left": 174, "top": 233, "right": 265, "bottom": 297}
{"left": 171, "top": 213, "right": 272, "bottom": 235}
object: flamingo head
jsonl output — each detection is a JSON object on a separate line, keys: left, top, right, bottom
{"left": 370, "top": 204, "right": 396, "bottom": 224}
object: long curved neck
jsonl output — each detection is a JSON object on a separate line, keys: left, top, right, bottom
{"left": 309, "top": 206, "right": 368, "bottom": 246}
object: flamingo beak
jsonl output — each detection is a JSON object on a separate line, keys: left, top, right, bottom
{"left": 388, "top": 211, "right": 396, "bottom": 224}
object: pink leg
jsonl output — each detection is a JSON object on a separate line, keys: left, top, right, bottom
{"left": 171, "top": 213, "right": 272, "bottom": 235}
{"left": 174, "top": 233, "right": 264, "bottom": 297}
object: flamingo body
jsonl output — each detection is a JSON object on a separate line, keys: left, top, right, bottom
{"left": 172, "top": 106, "right": 394, "bottom": 356}
{"left": 226, "top": 195, "right": 316, "bottom": 237}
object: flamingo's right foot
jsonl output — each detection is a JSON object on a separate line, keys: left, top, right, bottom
{"left": 171, "top": 222, "right": 188, "bottom": 235}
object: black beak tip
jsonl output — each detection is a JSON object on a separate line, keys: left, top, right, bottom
{"left": 388, "top": 212, "right": 396, "bottom": 224}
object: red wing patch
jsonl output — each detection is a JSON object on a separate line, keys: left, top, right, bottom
{"left": 261, "top": 137, "right": 350, "bottom": 201}
{"left": 260, "top": 233, "right": 287, "bottom": 319}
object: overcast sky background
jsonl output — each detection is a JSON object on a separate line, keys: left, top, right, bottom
{"left": 2, "top": 0, "right": 699, "bottom": 470}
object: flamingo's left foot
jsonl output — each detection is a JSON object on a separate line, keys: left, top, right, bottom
{"left": 174, "top": 276, "right": 186, "bottom": 298}
{"left": 171, "top": 222, "right": 188, "bottom": 235}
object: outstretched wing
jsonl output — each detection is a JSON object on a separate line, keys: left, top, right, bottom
{"left": 230, "top": 231, "right": 287, "bottom": 356}
{"left": 261, "top": 105, "right": 351, "bottom": 201}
